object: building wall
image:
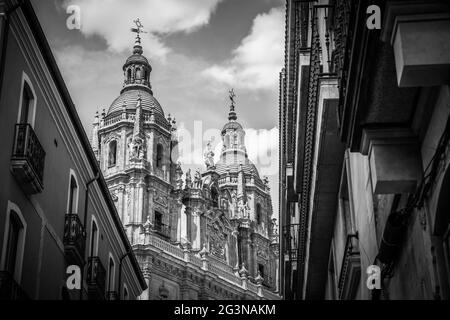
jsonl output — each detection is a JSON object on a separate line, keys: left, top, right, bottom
{"left": 0, "top": 0, "right": 144, "bottom": 299}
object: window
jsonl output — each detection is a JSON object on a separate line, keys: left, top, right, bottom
{"left": 127, "top": 69, "right": 131, "bottom": 82}
{"left": 1, "top": 201, "right": 27, "bottom": 283}
{"left": 135, "top": 68, "right": 141, "bottom": 79}
{"left": 258, "top": 264, "right": 265, "bottom": 279}
{"left": 144, "top": 70, "right": 148, "bottom": 81}
{"left": 107, "top": 256, "right": 115, "bottom": 292}
{"left": 154, "top": 211, "right": 162, "bottom": 230}
{"left": 156, "top": 144, "right": 163, "bottom": 168}
{"left": 211, "top": 187, "right": 219, "bottom": 207}
{"left": 256, "top": 203, "right": 262, "bottom": 225}
{"left": 18, "top": 78, "right": 35, "bottom": 126}
{"left": 123, "top": 285, "right": 129, "bottom": 300}
{"left": 90, "top": 219, "right": 98, "bottom": 256}
{"left": 67, "top": 174, "right": 78, "bottom": 214}
{"left": 108, "top": 140, "right": 117, "bottom": 167}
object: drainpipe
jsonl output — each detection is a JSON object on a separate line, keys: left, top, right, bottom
{"left": 117, "top": 250, "right": 133, "bottom": 300}
{"left": 79, "top": 172, "right": 100, "bottom": 300}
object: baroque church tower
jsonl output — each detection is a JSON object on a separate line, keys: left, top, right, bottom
{"left": 91, "top": 22, "right": 279, "bottom": 300}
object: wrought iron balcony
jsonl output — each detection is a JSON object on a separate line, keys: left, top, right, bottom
{"left": 154, "top": 222, "right": 171, "bottom": 239}
{"left": 0, "top": 271, "right": 29, "bottom": 300}
{"left": 63, "top": 214, "right": 86, "bottom": 265}
{"left": 338, "top": 233, "right": 361, "bottom": 300}
{"left": 106, "top": 291, "right": 119, "bottom": 300}
{"left": 10, "top": 123, "right": 46, "bottom": 194}
{"left": 282, "top": 224, "right": 300, "bottom": 262}
{"left": 87, "top": 256, "right": 106, "bottom": 300}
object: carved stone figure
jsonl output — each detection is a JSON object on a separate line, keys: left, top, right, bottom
{"left": 194, "top": 169, "right": 202, "bottom": 189}
{"left": 185, "top": 168, "right": 192, "bottom": 189}
{"left": 129, "top": 136, "right": 146, "bottom": 160}
{"left": 204, "top": 139, "right": 215, "bottom": 169}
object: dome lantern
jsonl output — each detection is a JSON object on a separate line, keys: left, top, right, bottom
{"left": 122, "top": 19, "right": 152, "bottom": 95}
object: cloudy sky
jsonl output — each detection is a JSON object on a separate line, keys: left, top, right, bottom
{"left": 32, "top": 0, "right": 284, "bottom": 217}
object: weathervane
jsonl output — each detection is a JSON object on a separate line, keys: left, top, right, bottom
{"left": 229, "top": 88, "right": 236, "bottom": 108}
{"left": 131, "top": 18, "right": 147, "bottom": 43}
{"left": 131, "top": 18, "right": 147, "bottom": 34}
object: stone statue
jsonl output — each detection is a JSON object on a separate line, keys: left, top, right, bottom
{"left": 204, "top": 139, "right": 215, "bottom": 169}
{"left": 237, "top": 198, "right": 250, "bottom": 219}
{"left": 129, "top": 136, "right": 146, "bottom": 160}
{"left": 143, "top": 214, "right": 151, "bottom": 233}
{"left": 175, "top": 162, "right": 183, "bottom": 189}
{"left": 194, "top": 169, "right": 202, "bottom": 189}
{"left": 185, "top": 168, "right": 192, "bottom": 189}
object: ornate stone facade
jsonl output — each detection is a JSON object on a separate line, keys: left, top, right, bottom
{"left": 92, "top": 28, "right": 279, "bottom": 300}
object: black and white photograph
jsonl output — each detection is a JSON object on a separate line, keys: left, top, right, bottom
{"left": 0, "top": 0, "right": 449, "bottom": 312}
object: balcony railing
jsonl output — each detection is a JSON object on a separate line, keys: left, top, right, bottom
{"left": 87, "top": 257, "right": 106, "bottom": 300}
{"left": 0, "top": 271, "right": 29, "bottom": 300}
{"left": 106, "top": 291, "right": 119, "bottom": 300}
{"left": 283, "top": 224, "right": 300, "bottom": 262}
{"left": 10, "top": 123, "right": 46, "bottom": 194}
{"left": 63, "top": 214, "right": 86, "bottom": 265}
{"left": 338, "top": 233, "right": 361, "bottom": 300}
{"left": 154, "top": 222, "right": 171, "bottom": 239}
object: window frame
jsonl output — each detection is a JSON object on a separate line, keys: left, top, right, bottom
{"left": 17, "top": 72, "right": 37, "bottom": 128}
{"left": 0, "top": 201, "right": 27, "bottom": 283}
{"left": 107, "top": 253, "right": 116, "bottom": 293}
{"left": 108, "top": 140, "right": 118, "bottom": 168}
{"left": 89, "top": 217, "right": 99, "bottom": 257}
{"left": 156, "top": 144, "right": 164, "bottom": 168}
{"left": 66, "top": 169, "right": 79, "bottom": 214}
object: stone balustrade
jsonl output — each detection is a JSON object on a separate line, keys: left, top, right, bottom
{"left": 145, "top": 233, "right": 279, "bottom": 299}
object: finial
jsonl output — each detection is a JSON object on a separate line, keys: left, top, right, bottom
{"left": 228, "top": 88, "right": 237, "bottom": 121}
{"left": 130, "top": 18, "right": 147, "bottom": 54}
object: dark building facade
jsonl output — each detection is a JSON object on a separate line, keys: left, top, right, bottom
{"left": 280, "top": 0, "right": 450, "bottom": 299}
{"left": 0, "top": 0, "right": 146, "bottom": 299}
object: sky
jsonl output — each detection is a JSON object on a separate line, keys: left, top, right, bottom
{"left": 32, "top": 0, "right": 285, "bottom": 218}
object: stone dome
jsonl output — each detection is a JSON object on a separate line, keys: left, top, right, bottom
{"left": 124, "top": 54, "right": 150, "bottom": 69}
{"left": 215, "top": 156, "right": 260, "bottom": 178}
{"left": 107, "top": 88, "right": 165, "bottom": 117}
{"left": 222, "top": 120, "right": 243, "bottom": 133}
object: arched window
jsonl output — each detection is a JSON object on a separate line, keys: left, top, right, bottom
{"left": 107, "top": 255, "right": 115, "bottom": 293}
{"left": 123, "top": 285, "right": 129, "bottom": 300}
{"left": 1, "top": 201, "right": 27, "bottom": 283}
{"left": 18, "top": 77, "right": 36, "bottom": 127}
{"left": 127, "top": 69, "right": 132, "bottom": 82}
{"left": 67, "top": 173, "right": 79, "bottom": 214}
{"left": 156, "top": 144, "right": 163, "bottom": 168}
{"left": 108, "top": 140, "right": 117, "bottom": 167}
{"left": 90, "top": 219, "right": 99, "bottom": 256}
{"left": 256, "top": 203, "right": 262, "bottom": 225}
{"left": 135, "top": 68, "right": 141, "bottom": 79}
{"left": 144, "top": 70, "right": 148, "bottom": 81}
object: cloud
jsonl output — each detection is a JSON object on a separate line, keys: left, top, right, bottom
{"left": 203, "top": 6, "right": 284, "bottom": 90}
{"left": 63, "top": 0, "right": 223, "bottom": 59}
